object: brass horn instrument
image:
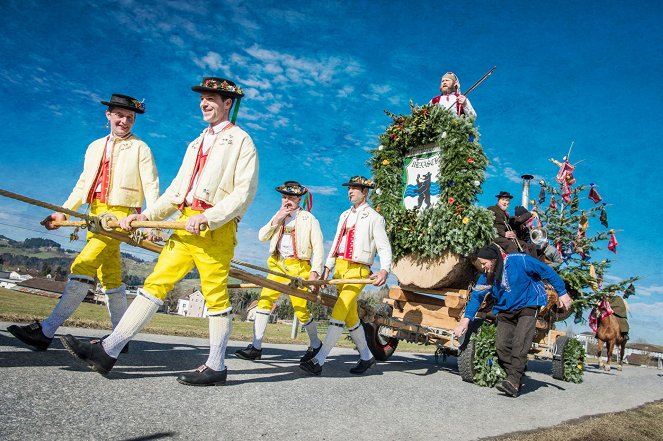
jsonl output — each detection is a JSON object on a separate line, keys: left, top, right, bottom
{"left": 503, "top": 220, "right": 524, "bottom": 252}
{"left": 530, "top": 226, "right": 549, "bottom": 247}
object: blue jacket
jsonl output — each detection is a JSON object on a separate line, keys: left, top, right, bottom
{"left": 464, "top": 253, "right": 567, "bottom": 319}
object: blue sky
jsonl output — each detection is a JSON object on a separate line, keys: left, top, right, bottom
{"left": 0, "top": 0, "right": 661, "bottom": 343}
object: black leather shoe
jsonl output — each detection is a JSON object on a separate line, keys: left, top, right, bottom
{"left": 60, "top": 335, "right": 116, "bottom": 376}
{"left": 177, "top": 365, "right": 227, "bottom": 386}
{"left": 300, "top": 343, "right": 323, "bottom": 363}
{"left": 234, "top": 344, "right": 262, "bottom": 361}
{"left": 299, "top": 359, "right": 322, "bottom": 376}
{"left": 349, "top": 357, "right": 376, "bottom": 374}
{"left": 495, "top": 380, "right": 519, "bottom": 397}
{"left": 90, "top": 335, "right": 129, "bottom": 354}
{"left": 7, "top": 322, "right": 53, "bottom": 351}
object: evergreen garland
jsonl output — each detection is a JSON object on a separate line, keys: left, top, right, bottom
{"left": 471, "top": 322, "right": 506, "bottom": 387}
{"left": 562, "top": 338, "right": 586, "bottom": 383}
{"left": 370, "top": 103, "right": 495, "bottom": 260}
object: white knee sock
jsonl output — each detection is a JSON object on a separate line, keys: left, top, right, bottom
{"left": 41, "top": 276, "right": 94, "bottom": 338}
{"left": 102, "top": 289, "right": 161, "bottom": 358}
{"left": 252, "top": 309, "right": 271, "bottom": 350}
{"left": 206, "top": 313, "right": 233, "bottom": 371}
{"left": 349, "top": 321, "right": 372, "bottom": 361}
{"left": 302, "top": 318, "right": 321, "bottom": 348}
{"left": 104, "top": 284, "right": 128, "bottom": 330}
{"left": 314, "top": 319, "right": 345, "bottom": 366}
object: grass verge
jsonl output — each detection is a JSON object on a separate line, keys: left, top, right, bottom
{"left": 0, "top": 288, "right": 434, "bottom": 352}
{"left": 485, "top": 399, "right": 663, "bottom": 441}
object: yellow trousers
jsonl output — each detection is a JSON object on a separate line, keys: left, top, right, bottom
{"left": 257, "top": 255, "right": 312, "bottom": 323}
{"left": 70, "top": 201, "right": 134, "bottom": 290}
{"left": 143, "top": 208, "right": 236, "bottom": 313}
{"left": 330, "top": 258, "right": 370, "bottom": 327}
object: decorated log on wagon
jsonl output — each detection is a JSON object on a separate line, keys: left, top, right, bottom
{"left": 370, "top": 103, "right": 495, "bottom": 290}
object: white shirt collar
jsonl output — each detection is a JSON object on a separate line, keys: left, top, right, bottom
{"left": 208, "top": 120, "right": 231, "bottom": 135}
{"left": 351, "top": 202, "right": 368, "bottom": 213}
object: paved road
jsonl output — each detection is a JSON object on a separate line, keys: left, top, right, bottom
{"left": 1, "top": 323, "right": 662, "bottom": 441}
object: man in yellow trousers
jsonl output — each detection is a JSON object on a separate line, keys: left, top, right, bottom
{"left": 8, "top": 94, "right": 159, "bottom": 352}
{"left": 61, "top": 77, "right": 259, "bottom": 386}
{"left": 235, "top": 181, "right": 324, "bottom": 362}
{"left": 300, "top": 176, "right": 392, "bottom": 376}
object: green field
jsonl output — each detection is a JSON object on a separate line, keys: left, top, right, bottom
{"left": 0, "top": 288, "right": 433, "bottom": 352}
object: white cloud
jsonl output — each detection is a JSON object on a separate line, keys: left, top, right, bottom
{"left": 264, "top": 63, "right": 283, "bottom": 75}
{"left": 72, "top": 89, "right": 103, "bottom": 103}
{"left": 306, "top": 185, "right": 338, "bottom": 195}
{"left": 267, "top": 102, "right": 283, "bottom": 114}
{"left": 169, "top": 35, "right": 185, "bottom": 49}
{"left": 148, "top": 132, "right": 168, "bottom": 139}
{"left": 503, "top": 167, "right": 523, "bottom": 184}
{"left": 194, "top": 51, "right": 223, "bottom": 71}
{"left": 230, "top": 53, "right": 249, "bottom": 65}
{"left": 273, "top": 116, "right": 289, "bottom": 128}
{"left": 371, "top": 84, "right": 392, "bottom": 95}
{"left": 387, "top": 95, "right": 402, "bottom": 106}
{"left": 636, "top": 284, "right": 663, "bottom": 297}
{"left": 243, "top": 44, "right": 360, "bottom": 88}
{"left": 244, "top": 122, "right": 264, "bottom": 131}
{"left": 242, "top": 77, "right": 272, "bottom": 90}
{"left": 628, "top": 301, "right": 663, "bottom": 317}
{"left": 337, "top": 85, "right": 354, "bottom": 97}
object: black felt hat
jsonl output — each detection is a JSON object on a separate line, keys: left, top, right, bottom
{"left": 341, "top": 176, "right": 375, "bottom": 189}
{"left": 276, "top": 181, "right": 307, "bottom": 196}
{"left": 495, "top": 191, "right": 514, "bottom": 199}
{"left": 191, "top": 77, "right": 245, "bottom": 99}
{"left": 514, "top": 206, "right": 528, "bottom": 217}
{"left": 100, "top": 94, "right": 145, "bottom": 114}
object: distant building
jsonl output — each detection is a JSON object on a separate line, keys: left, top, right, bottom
{"left": 245, "top": 300, "right": 278, "bottom": 323}
{"left": 9, "top": 271, "right": 33, "bottom": 281}
{"left": 624, "top": 343, "right": 663, "bottom": 367}
{"left": 12, "top": 278, "right": 69, "bottom": 298}
{"left": 575, "top": 332, "right": 597, "bottom": 346}
{"left": 176, "top": 290, "right": 208, "bottom": 318}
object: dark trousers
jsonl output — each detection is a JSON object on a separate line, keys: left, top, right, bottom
{"left": 495, "top": 307, "right": 538, "bottom": 387}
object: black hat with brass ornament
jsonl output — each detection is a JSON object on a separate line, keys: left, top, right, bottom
{"left": 100, "top": 94, "right": 145, "bottom": 114}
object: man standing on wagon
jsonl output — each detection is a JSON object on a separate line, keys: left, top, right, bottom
{"left": 8, "top": 93, "right": 159, "bottom": 352}
{"left": 453, "top": 244, "right": 572, "bottom": 397}
{"left": 430, "top": 71, "right": 477, "bottom": 118}
{"left": 235, "top": 180, "right": 325, "bottom": 362}
{"left": 300, "top": 176, "right": 392, "bottom": 376}
{"left": 60, "top": 77, "right": 259, "bottom": 387}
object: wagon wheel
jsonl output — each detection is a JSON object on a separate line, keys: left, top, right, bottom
{"left": 457, "top": 338, "right": 476, "bottom": 383}
{"left": 551, "top": 336, "right": 570, "bottom": 380}
{"left": 362, "top": 322, "right": 399, "bottom": 361}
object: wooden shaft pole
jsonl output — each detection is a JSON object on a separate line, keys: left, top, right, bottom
{"left": 227, "top": 278, "right": 375, "bottom": 289}
{"left": 51, "top": 219, "right": 205, "bottom": 231}
{"left": 228, "top": 266, "right": 339, "bottom": 308}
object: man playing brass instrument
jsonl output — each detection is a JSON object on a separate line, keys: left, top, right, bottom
{"left": 488, "top": 191, "right": 538, "bottom": 256}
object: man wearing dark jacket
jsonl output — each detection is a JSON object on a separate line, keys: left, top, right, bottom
{"left": 454, "top": 244, "right": 572, "bottom": 397}
{"left": 488, "top": 191, "right": 538, "bottom": 256}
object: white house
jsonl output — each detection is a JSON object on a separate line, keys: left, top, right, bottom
{"left": 246, "top": 300, "right": 278, "bottom": 323}
{"left": 176, "top": 290, "right": 208, "bottom": 318}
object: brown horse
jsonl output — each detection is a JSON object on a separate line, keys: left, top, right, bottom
{"left": 593, "top": 310, "right": 627, "bottom": 372}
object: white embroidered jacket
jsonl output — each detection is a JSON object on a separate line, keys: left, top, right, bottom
{"left": 62, "top": 134, "right": 159, "bottom": 212}
{"left": 325, "top": 204, "right": 392, "bottom": 273}
{"left": 143, "top": 125, "right": 259, "bottom": 230}
{"left": 258, "top": 209, "right": 324, "bottom": 274}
